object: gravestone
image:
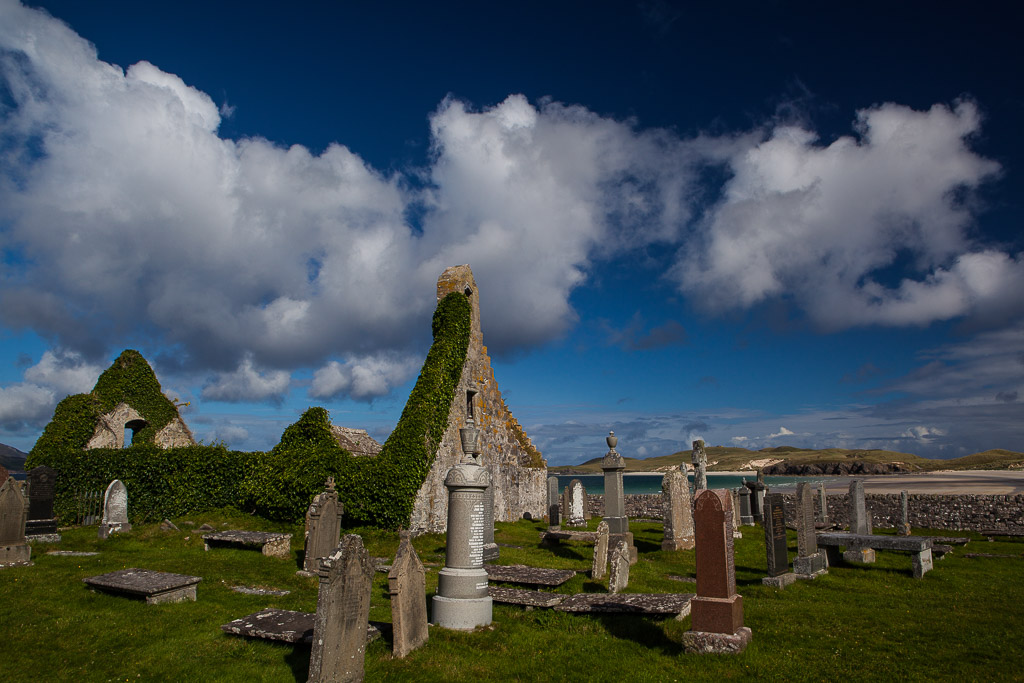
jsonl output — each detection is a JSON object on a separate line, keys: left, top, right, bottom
{"left": 83, "top": 568, "right": 201, "bottom": 604}
{"left": 818, "top": 483, "right": 829, "bottom": 525}
{"left": 607, "top": 539, "right": 631, "bottom": 594}
{"left": 0, "top": 477, "right": 32, "bottom": 567}
{"left": 744, "top": 477, "right": 766, "bottom": 522}
{"left": 899, "top": 490, "right": 911, "bottom": 536}
{"left": 761, "top": 493, "right": 796, "bottom": 588}
{"left": 730, "top": 489, "right": 742, "bottom": 539}
{"left": 301, "top": 478, "right": 344, "bottom": 576}
{"left": 26, "top": 465, "right": 59, "bottom": 541}
{"left": 738, "top": 486, "right": 754, "bottom": 526}
{"left": 565, "top": 479, "right": 587, "bottom": 527}
{"left": 661, "top": 470, "right": 694, "bottom": 551}
{"left": 592, "top": 520, "right": 610, "bottom": 579}
{"left": 691, "top": 440, "right": 708, "bottom": 491}
{"left": 98, "top": 480, "right": 131, "bottom": 540}
{"left": 308, "top": 534, "right": 374, "bottom": 683}
{"left": 431, "top": 444, "right": 492, "bottom": 630}
{"left": 547, "top": 476, "right": 560, "bottom": 528}
{"left": 681, "top": 489, "right": 751, "bottom": 654}
{"left": 793, "top": 483, "right": 828, "bottom": 578}
{"left": 602, "top": 432, "right": 636, "bottom": 563}
{"left": 845, "top": 480, "right": 875, "bottom": 563}
{"left": 388, "top": 531, "right": 428, "bottom": 658}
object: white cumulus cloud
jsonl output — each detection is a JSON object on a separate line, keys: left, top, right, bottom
{"left": 201, "top": 356, "right": 291, "bottom": 403}
{"left": 310, "top": 354, "right": 421, "bottom": 401}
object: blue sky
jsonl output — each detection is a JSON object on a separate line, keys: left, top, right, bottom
{"left": 0, "top": 0, "right": 1021, "bottom": 465}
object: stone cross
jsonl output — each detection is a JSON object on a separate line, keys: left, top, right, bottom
{"left": 607, "top": 539, "right": 631, "bottom": 594}
{"left": 682, "top": 489, "right": 751, "bottom": 654}
{"left": 661, "top": 470, "right": 694, "bottom": 551}
{"left": 845, "top": 480, "right": 876, "bottom": 563}
{"left": 98, "top": 480, "right": 132, "bottom": 540}
{"left": 793, "top": 482, "right": 827, "bottom": 578}
{"left": 388, "top": 531, "right": 428, "bottom": 658}
{"left": 26, "top": 465, "right": 58, "bottom": 538}
{"left": 431, "top": 456, "right": 492, "bottom": 630}
{"left": 737, "top": 486, "right": 754, "bottom": 526}
{"left": 691, "top": 440, "right": 708, "bottom": 491}
{"left": 565, "top": 479, "right": 586, "bottom": 527}
{"left": 308, "top": 534, "right": 374, "bottom": 683}
{"left": 546, "top": 476, "right": 560, "bottom": 528}
{"left": 899, "top": 490, "right": 911, "bottom": 536}
{"left": 762, "top": 493, "right": 791, "bottom": 583}
{"left": 302, "top": 479, "right": 344, "bottom": 575}
{"left": 591, "top": 520, "right": 610, "bottom": 580}
{"left": 0, "top": 477, "right": 32, "bottom": 567}
{"left": 817, "top": 483, "right": 829, "bottom": 525}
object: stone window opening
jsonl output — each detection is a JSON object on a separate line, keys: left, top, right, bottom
{"left": 123, "top": 419, "right": 148, "bottom": 447}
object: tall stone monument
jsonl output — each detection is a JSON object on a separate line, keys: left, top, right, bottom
{"left": 691, "top": 440, "right": 708, "bottom": 491}
{"left": 818, "top": 482, "right": 829, "bottom": 526}
{"left": 26, "top": 465, "right": 59, "bottom": 542}
{"left": 300, "top": 478, "right": 344, "bottom": 576}
{"left": 462, "top": 388, "right": 498, "bottom": 562}
{"left": 845, "top": 480, "right": 875, "bottom": 563}
{"left": 899, "top": 490, "right": 911, "bottom": 536}
{"left": 730, "top": 489, "right": 742, "bottom": 538}
{"left": 602, "top": 432, "right": 636, "bottom": 563}
{"left": 546, "top": 476, "right": 560, "bottom": 529}
{"left": 737, "top": 486, "right": 754, "bottom": 526}
{"left": 98, "top": 480, "right": 131, "bottom": 540}
{"left": 793, "top": 483, "right": 828, "bottom": 579}
{"left": 661, "top": 469, "right": 694, "bottom": 551}
{"left": 744, "top": 475, "right": 766, "bottom": 523}
{"left": 307, "top": 534, "right": 374, "bottom": 683}
{"left": 388, "top": 531, "right": 428, "bottom": 658}
{"left": 761, "top": 493, "right": 796, "bottom": 588}
{"left": 0, "top": 477, "right": 32, "bottom": 567}
{"left": 431, "top": 417, "right": 492, "bottom": 630}
{"left": 681, "top": 489, "right": 751, "bottom": 654}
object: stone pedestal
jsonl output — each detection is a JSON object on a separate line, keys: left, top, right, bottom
{"left": 738, "top": 487, "right": 754, "bottom": 526}
{"left": 843, "top": 548, "right": 877, "bottom": 564}
{"left": 432, "top": 461, "right": 492, "bottom": 630}
{"left": 602, "top": 432, "right": 636, "bottom": 562}
{"left": 793, "top": 552, "right": 828, "bottom": 578}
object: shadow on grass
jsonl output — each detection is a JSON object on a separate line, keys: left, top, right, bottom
{"left": 537, "top": 543, "right": 589, "bottom": 562}
{"left": 593, "top": 614, "right": 680, "bottom": 654}
{"left": 634, "top": 538, "right": 661, "bottom": 554}
{"left": 284, "top": 644, "right": 310, "bottom": 682}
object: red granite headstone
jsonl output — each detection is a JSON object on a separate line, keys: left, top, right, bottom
{"left": 691, "top": 489, "right": 744, "bottom": 635}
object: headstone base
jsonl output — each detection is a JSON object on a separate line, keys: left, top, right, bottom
{"left": 681, "top": 626, "right": 752, "bottom": 655}
{"left": 793, "top": 552, "right": 828, "bottom": 577}
{"left": 733, "top": 531, "right": 743, "bottom": 539}
{"left": 0, "top": 543, "right": 32, "bottom": 567}
{"left": 761, "top": 572, "right": 797, "bottom": 589}
{"left": 295, "top": 569, "right": 316, "bottom": 578}
{"left": 843, "top": 548, "right": 876, "bottom": 564}
{"left": 604, "top": 516, "right": 629, "bottom": 535}
{"left": 912, "top": 548, "right": 934, "bottom": 579}
{"left": 662, "top": 538, "right": 695, "bottom": 551}
{"left": 98, "top": 522, "right": 131, "bottom": 540}
{"left": 26, "top": 519, "right": 58, "bottom": 535}
{"left": 740, "top": 515, "right": 754, "bottom": 526}
{"left": 431, "top": 595, "right": 492, "bottom": 630}
{"left": 26, "top": 533, "right": 61, "bottom": 544}
{"left": 690, "top": 595, "right": 744, "bottom": 634}
{"left": 899, "top": 523, "right": 911, "bottom": 536}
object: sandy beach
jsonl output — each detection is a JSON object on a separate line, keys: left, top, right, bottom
{"left": 814, "top": 470, "right": 1024, "bottom": 495}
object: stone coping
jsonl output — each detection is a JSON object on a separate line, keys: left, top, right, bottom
{"left": 489, "top": 586, "right": 567, "bottom": 607}
{"left": 816, "top": 532, "right": 933, "bottom": 552}
{"left": 484, "top": 564, "right": 576, "bottom": 587}
{"left": 555, "top": 592, "right": 693, "bottom": 617}
{"left": 220, "top": 608, "right": 383, "bottom": 644}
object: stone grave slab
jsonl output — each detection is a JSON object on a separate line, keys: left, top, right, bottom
{"left": 488, "top": 586, "right": 567, "bottom": 608}
{"left": 202, "top": 530, "right": 292, "bottom": 558}
{"left": 230, "top": 585, "right": 290, "bottom": 596}
{"left": 47, "top": 550, "right": 99, "bottom": 557}
{"left": 555, "top": 593, "right": 693, "bottom": 618}
{"left": 816, "top": 532, "right": 934, "bottom": 578}
{"left": 484, "top": 564, "right": 576, "bottom": 587}
{"left": 221, "top": 608, "right": 382, "bottom": 644}
{"left": 83, "top": 568, "right": 201, "bottom": 604}
{"left": 540, "top": 530, "right": 598, "bottom": 544}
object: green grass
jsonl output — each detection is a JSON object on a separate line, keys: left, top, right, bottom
{"left": 3, "top": 511, "right": 1024, "bottom": 681}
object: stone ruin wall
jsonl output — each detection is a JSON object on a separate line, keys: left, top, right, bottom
{"left": 408, "top": 266, "right": 547, "bottom": 534}
{"left": 86, "top": 402, "right": 195, "bottom": 449}
{"left": 577, "top": 492, "right": 1024, "bottom": 533}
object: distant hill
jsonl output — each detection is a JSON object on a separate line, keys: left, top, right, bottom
{"left": 549, "top": 446, "right": 1024, "bottom": 474}
{"left": 0, "top": 442, "right": 28, "bottom": 472}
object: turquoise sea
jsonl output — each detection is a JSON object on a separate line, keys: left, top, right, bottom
{"left": 555, "top": 473, "right": 838, "bottom": 495}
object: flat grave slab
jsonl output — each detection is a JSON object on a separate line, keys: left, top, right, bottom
{"left": 923, "top": 536, "right": 970, "bottom": 545}
{"left": 230, "top": 585, "right": 291, "bottom": 596}
{"left": 555, "top": 593, "right": 693, "bottom": 618}
{"left": 83, "top": 568, "right": 201, "bottom": 604}
{"left": 540, "top": 530, "right": 598, "bottom": 544}
{"left": 202, "top": 530, "right": 292, "bottom": 558}
{"left": 485, "top": 564, "right": 576, "bottom": 587}
{"left": 816, "top": 532, "right": 934, "bottom": 578}
{"left": 489, "top": 586, "right": 567, "bottom": 607}
{"left": 47, "top": 550, "right": 99, "bottom": 557}
{"left": 220, "top": 608, "right": 383, "bottom": 644}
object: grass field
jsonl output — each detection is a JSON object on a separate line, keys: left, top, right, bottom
{"left": 2, "top": 510, "right": 1023, "bottom": 681}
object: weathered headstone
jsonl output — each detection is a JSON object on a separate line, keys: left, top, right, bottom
{"left": 681, "top": 489, "right": 751, "bottom": 654}
{"left": 26, "top": 465, "right": 59, "bottom": 541}
{"left": 793, "top": 482, "right": 828, "bottom": 579}
{"left": 0, "top": 477, "right": 32, "bottom": 567}
{"left": 546, "top": 476, "right": 560, "bottom": 528}
{"left": 98, "top": 480, "right": 131, "bottom": 540}
{"left": 744, "top": 477, "right": 766, "bottom": 523}
{"left": 661, "top": 470, "right": 694, "bottom": 551}
{"left": 761, "top": 493, "right": 795, "bottom": 588}
{"left": 308, "top": 534, "right": 374, "bottom": 683}
{"left": 301, "top": 478, "right": 344, "bottom": 576}
{"left": 607, "top": 538, "right": 631, "bottom": 594}
{"left": 691, "top": 440, "right": 708, "bottom": 491}
{"left": 737, "top": 486, "right": 754, "bottom": 526}
{"left": 602, "top": 432, "right": 636, "bottom": 563}
{"left": 388, "top": 531, "right": 428, "bottom": 658}
{"left": 431, "top": 432, "right": 492, "bottom": 630}
{"left": 592, "top": 520, "right": 610, "bottom": 579}
{"left": 845, "top": 480, "right": 876, "bottom": 563}
{"left": 899, "top": 490, "right": 911, "bottom": 536}
{"left": 565, "top": 479, "right": 587, "bottom": 527}
{"left": 818, "top": 483, "right": 829, "bottom": 525}
{"left": 730, "top": 489, "right": 742, "bottom": 539}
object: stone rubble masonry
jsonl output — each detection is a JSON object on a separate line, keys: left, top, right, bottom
{"left": 409, "top": 266, "right": 546, "bottom": 534}
{"left": 388, "top": 531, "right": 428, "bottom": 659}
{"left": 86, "top": 402, "right": 195, "bottom": 449}
{"left": 329, "top": 426, "right": 382, "bottom": 457}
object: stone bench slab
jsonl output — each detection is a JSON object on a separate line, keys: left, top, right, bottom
{"left": 485, "top": 564, "right": 576, "bottom": 587}
{"left": 221, "top": 608, "right": 383, "bottom": 644}
{"left": 83, "top": 568, "right": 201, "bottom": 604}
{"left": 817, "top": 533, "right": 933, "bottom": 552}
{"left": 555, "top": 593, "right": 693, "bottom": 618}
{"left": 489, "top": 586, "right": 567, "bottom": 607}
{"left": 202, "top": 531, "right": 292, "bottom": 558}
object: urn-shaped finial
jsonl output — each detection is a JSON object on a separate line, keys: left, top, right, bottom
{"left": 606, "top": 431, "right": 618, "bottom": 450}
{"left": 460, "top": 423, "right": 480, "bottom": 460}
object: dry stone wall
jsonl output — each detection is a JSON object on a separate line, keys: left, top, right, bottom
{"left": 408, "top": 266, "right": 547, "bottom": 534}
